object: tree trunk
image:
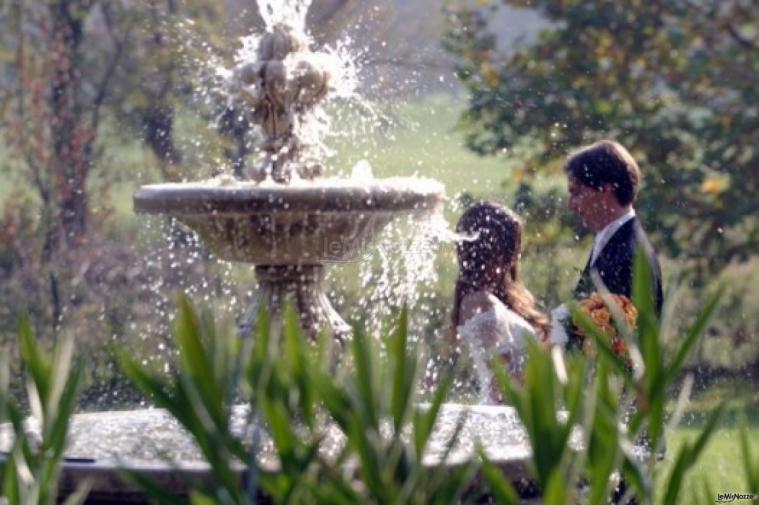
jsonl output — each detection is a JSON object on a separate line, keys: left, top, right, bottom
{"left": 49, "top": 1, "right": 92, "bottom": 245}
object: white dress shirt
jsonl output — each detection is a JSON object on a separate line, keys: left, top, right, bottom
{"left": 591, "top": 208, "right": 636, "bottom": 266}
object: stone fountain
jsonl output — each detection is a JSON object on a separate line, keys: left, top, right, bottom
{"left": 133, "top": 22, "right": 443, "bottom": 342}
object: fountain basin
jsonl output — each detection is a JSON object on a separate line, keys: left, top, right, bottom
{"left": 133, "top": 177, "right": 444, "bottom": 264}
{"left": 1, "top": 404, "right": 649, "bottom": 502}
{"left": 0, "top": 404, "right": 542, "bottom": 502}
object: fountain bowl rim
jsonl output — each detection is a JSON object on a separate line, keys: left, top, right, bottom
{"left": 133, "top": 177, "right": 445, "bottom": 215}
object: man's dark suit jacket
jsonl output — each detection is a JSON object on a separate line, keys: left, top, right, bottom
{"left": 574, "top": 217, "right": 663, "bottom": 316}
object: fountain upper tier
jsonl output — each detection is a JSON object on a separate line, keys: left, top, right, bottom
{"left": 134, "top": 177, "right": 444, "bottom": 264}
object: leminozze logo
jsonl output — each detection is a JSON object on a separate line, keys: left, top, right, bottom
{"left": 716, "top": 492, "right": 757, "bottom": 503}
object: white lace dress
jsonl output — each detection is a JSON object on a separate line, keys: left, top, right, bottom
{"left": 457, "top": 297, "right": 538, "bottom": 404}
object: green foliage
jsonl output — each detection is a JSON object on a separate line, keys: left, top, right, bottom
{"left": 739, "top": 422, "right": 759, "bottom": 493}
{"left": 661, "top": 405, "right": 723, "bottom": 505}
{"left": 444, "top": 0, "right": 759, "bottom": 278}
{"left": 486, "top": 254, "right": 730, "bottom": 503}
{"left": 492, "top": 341, "right": 587, "bottom": 499}
{"left": 0, "top": 266, "right": 741, "bottom": 503}
{"left": 119, "top": 297, "right": 248, "bottom": 502}
{"left": 101, "top": 0, "right": 231, "bottom": 181}
{"left": 0, "top": 0, "right": 233, "bottom": 403}
{"left": 120, "top": 298, "right": 474, "bottom": 504}
{"left": 116, "top": 259, "right": 740, "bottom": 504}
{"left": 0, "top": 316, "right": 88, "bottom": 505}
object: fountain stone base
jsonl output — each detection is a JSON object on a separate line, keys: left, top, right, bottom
{"left": 0, "top": 404, "right": 538, "bottom": 502}
{"left": 0, "top": 404, "right": 649, "bottom": 502}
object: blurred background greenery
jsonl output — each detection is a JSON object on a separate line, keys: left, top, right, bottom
{"left": 0, "top": 0, "right": 756, "bottom": 500}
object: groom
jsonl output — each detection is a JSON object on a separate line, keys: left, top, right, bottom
{"left": 565, "top": 140, "right": 663, "bottom": 315}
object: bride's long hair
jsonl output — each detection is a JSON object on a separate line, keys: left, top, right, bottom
{"left": 452, "top": 201, "right": 548, "bottom": 339}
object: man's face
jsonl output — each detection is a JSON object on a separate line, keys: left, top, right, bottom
{"left": 567, "top": 177, "right": 606, "bottom": 230}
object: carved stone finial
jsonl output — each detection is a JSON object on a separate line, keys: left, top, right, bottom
{"left": 231, "top": 22, "right": 331, "bottom": 183}
{"left": 257, "top": 23, "right": 304, "bottom": 61}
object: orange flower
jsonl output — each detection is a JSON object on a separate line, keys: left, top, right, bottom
{"left": 590, "top": 309, "right": 612, "bottom": 329}
{"left": 571, "top": 293, "right": 638, "bottom": 371}
{"left": 701, "top": 177, "right": 729, "bottom": 195}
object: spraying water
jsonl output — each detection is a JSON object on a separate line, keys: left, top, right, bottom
{"left": 134, "top": 0, "right": 448, "bottom": 348}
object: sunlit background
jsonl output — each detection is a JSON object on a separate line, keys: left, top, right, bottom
{"left": 0, "top": 0, "right": 756, "bottom": 498}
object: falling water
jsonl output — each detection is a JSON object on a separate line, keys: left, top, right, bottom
{"left": 258, "top": 0, "right": 311, "bottom": 33}
{"left": 125, "top": 0, "right": 455, "bottom": 363}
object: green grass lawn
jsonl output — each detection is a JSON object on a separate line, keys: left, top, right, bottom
{"left": 657, "top": 384, "right": 759, "bottom": 503}
{"left": 663, "top": 425, "right": 758, "bottom": 503}
{"left": 327, "top": 95, "right": 517, "bottom": 196}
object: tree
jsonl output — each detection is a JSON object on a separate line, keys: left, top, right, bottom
{"left": 1, "top": 0, "right": 230, "bottom": 247}
{"left": 1, "top": 0, "right": 107, "bottom": 248}
{"left": 0, "top": 0, "right": 230, "bottom": 341}
{"left": 444, "top": 0, "right": 759, "bottom": 279}
{"left": 104, "top": 0, "right": 227, "bottom": 182}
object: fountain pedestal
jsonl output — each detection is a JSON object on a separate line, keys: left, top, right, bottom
{"left": 239, "top": 265, "right": 351, "bottom": 342}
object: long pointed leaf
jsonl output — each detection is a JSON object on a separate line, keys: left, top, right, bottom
{"left": 663, "top": 405, "right": 723, "bottom": 505}
{"left": 3, "top": 447, "right": 21, "bottom": 505}
{"left": 173, "top": 296, "right": 224, "bottom": 426}
{"left": 60, "top": 478, "right": 92, "bottom": 505}
{"left": 477, "top": 447, "right": 520, "bottom": 505}
{"left": 740, "top": 423, "right": 759, "bottom": 492}
{"left": 632, "top": 249, "right": 656, "bottom": 336}
{"left": 543, "top": 470, "right": 568, "bottom": 505}
{"left": 390, "top": 306, "right": 412, "bottom": 433}
{"left": 413, "top": 370, "right": 452, "bottom": 457}
{"left": 45, "top": 333, "right": 75, "bottom": 431}
{"left": 666, "top": 286, "right": 723, "bottom": 384}
{"left": 351, "top": 326, "right": 378, "bottom": 430}
{"left": 347, "top": 413, "right": 384, "bottom": 500}
{"left": 18, "top": 316, "right": 50, "bottom": 423}
{"left": 46, "top": 365, "right": 81, "bottom": 458}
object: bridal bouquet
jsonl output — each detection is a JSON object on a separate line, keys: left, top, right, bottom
{"left": 551, "top": 293, "right": 638, "bottom": 370}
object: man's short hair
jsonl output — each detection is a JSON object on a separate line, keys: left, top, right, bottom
{"left": 565, "top": 140, "right": 641, "bottom": 206}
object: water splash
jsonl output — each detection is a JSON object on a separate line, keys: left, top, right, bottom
{"left": 128, "top": 0, "right": 457, "bottom": 400}
{"left": 339, "top": 206, "right": 452, "bottom": 341}
{"left": 258, "top": 0, "right": 311, "bottom": 34}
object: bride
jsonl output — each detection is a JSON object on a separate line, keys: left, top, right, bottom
{"left": 452, "top": 201, "right": 549, "bottom": 404}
